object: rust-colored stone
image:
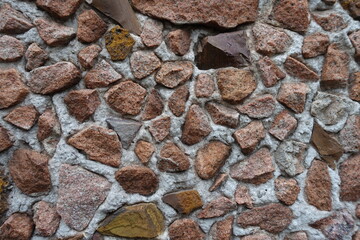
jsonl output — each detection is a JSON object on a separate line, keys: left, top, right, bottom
{"left": 25, "top": 43, "right": 48, "bottom": 71}
{"left": 166, "top": 29, "right": 191, "bottom": 56}
{"left": 269, "top": 110, "right": 297, "bottom": 141}
{"left": 195, "top": 73, "right": 215, "bottom": 98}
{"left": 313, "top": 12, "right": 347, "bottom": 32}
{"left": 85, "top": 60, "right": 122, "bottom": 89}
{"left": 140, "top": 18, "right": 163, "bottom": 48}
{"left": 35, "top": 0, "right": 84, "bottom": 19}
{"left": 130, "top": 51, "right": 161, "bottom": 79}
{"left": 162, "top": 190, "right": 202, "bottom": 214}
{"left": 234, "top": 121, "right": 265, "bottom": 154}
{"left": 0, "top": 3, "right": 33, "bottom": 34}
{"left": 149, "top": 116, "right": 171, "bottom": 142}
{"left": 257, "top": 57, "right": 286, "bottom": 87}
{"left": 234, "top": 185, "right": 253, "bottom": 208}
{"left": 0, "top": 35, "right": 25, "bottom": 62}
{"left": 168, "top": 219, "right": 205, "bottom": 240}
{"left": 0, "top": 69, "right": 29, "bottom": 109}
{"left": 339, "top": 115, "right": 360, "bottom": 153}
{"left": 339, "top": 154, "right": 360, "bottom": 201}
{"left": 275, "top": 177, "right": 300, "bottom": 206}
{"left": 302, "top": 33, "right": 330, "bottom": 59}
{"left": 77, "top": 44, "right": 101, "bottom": 69}
{"left": 4, "top": 105, "right": 39, "bottom": 130}
{"left": 206, "top": 102, "right": 239, "bottom": 128}
{"left": 349, "top": 30, "right": 360, "bottom": 62}
{"left": 34, "top": 18, "right": 76, "bottom": 46}
{"left": 142, "top": 89, "right": 164, "bottom": 121}
{"left": 0, "top": 213, "right": 34, "bottom": 240}
{"left": 33, "top": 201, "right": 60, "bottom": 237}
{"left": 209, "top": 216, "right": 234, "bottom": 240}
{"left": 350, "top": 72, "right": 360, "bottom": 102}
{"left": 169, "top": 85, "right": 189, "bottom": 117}
{"left": 277, "top": 82, "right": 310, "bottom": 113}
{"left": 237, "top": 94, "right": 276, "bottom": 119}
{"left": 284, "top": 56, "right": 319, "bottom": 81}
{"left": 0, "top": 126, "right": 13, "bottom": 152}
{"left": 209, "top": 173, "right": 228, "bottom": 192}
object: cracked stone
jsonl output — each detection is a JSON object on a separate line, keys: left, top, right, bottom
{"left": 197, "top": 196, "right": 236, "bottom": 219}
{"left": 206, "top": 102, "right": 239, "bottom": 128}
{"left": 169, "top": 85, "right": 189, "bottom": 117}
{"left": 25, "top": 43, "right": 48, "bottom": 71}
{"left": 257, "top": 57, "right": 286, "bottom": 87}
{"left": 269, "top": 110, "right": 298, "bottom": 141}
{"left": 0, "top": 3, "right": 33, "bottom": 34}
{"left": 166, "top": 29, "right": 191, "bottom": 56}
{"left": 107, "top": 118, "right": 142, "bottom": 149}
{"left": 142, "top": 89, "right": 164, "bottom": 121}
{"left": 277, "top": 82, "right": 310, "bottom": 113}
{"left": 284, "top": 56, "right": 319, "bottom": 81}
{"left": 34, "top": 18, "right": 76, "bottom": 46}
{"left": 274, "top": 140, "right": 307, "bottom": 176}
{"left": 195, "top": 73, "right": 215, "bottom": 98}
{"left": 130, "top": 51, "right": 161, "bottom": 79}
{"left": 302, "top": 33, "right": 330, "bottom": 58}
{"left": 162, "top": 190, "right": 202, "bottom": 214}
{"left": 85, "top": 60, "right": 122, "bottom": 89}
{"left": 237, "top": 94, "right": 276, "bottom": 119}
{"left": 105, "top": 26, "right": 135, "bottom": 61}
{"left": 0, "top": 35, "right": 25, "bottom": 62}
{"left": 149, "top": 116, "right": 171, "bottom": 142}
{"left": 77, "top": 9, "right": 107, "bottom": 43}
{"left": 155, "top": 61, "right": 193, "bottom": 88}
{"left": 135, "top": 140, "right": 155, "bottom": 165}
{"left": 4, "top": 105, "right": 39, "bottom": 130}
{"left": 158, "top": 142, "right": 190, "bottom": 172}
{"left": 77, "top": 44, "right": 101, "bottom": 69}
{"left": 37, "top": 108, "right": 61, "bottom": 155}
{"left": 234, "top": 121, "right": 265, "bottom": 154}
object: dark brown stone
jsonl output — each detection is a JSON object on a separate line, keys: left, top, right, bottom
{"left": 0, "top": 35, "right": 25, "bottom": 62}
{"left": 0, "top": 3, "right": 33, "bottom": 34}
{"left": 158, "top": 142, "right": 190, "bottom": 172}
{"left": 237, "top": 94, "right": 276, "bottom": 119}
{"left": 77, "top": 10, "right": 107, "bottom": 43}
{"left": 130, "top": 51, "right": 161, "bottom": 79}
{"left": 64, "top": 89, "right": 100, "bottom": 122}
{"left": 142, "top": 89, "right": 164, "bottom": 121}
{"left": 302, "top": 33, "right": 330, "bottom": 59}
{"left": 209, "top": 216, "right": 234, "bottom": 240}
{"left": 155, "top": 61, "right": 193, "bottom": 88}
{"left": 77, "top": 44, "right": 101, "bottom": 69}
{"left": 195, "top": 73, "right": 215, "bottom": 98}
{"left": 0, "top": 126, "right": 13, "bottom": 152}
{"left": 4, "top": 105, "right": 39, "bottom": 130}
{"left": 33, "top": 201, "right": 60, "bottom": 237}
{"left": 284, "top": 56, "right": 319, "bottom": 81}
{"left": 234, "top": 185, "right": 253, "bottom": 208}
{"left": 197, "top": 196, "right": 236, "bottom": 219}
{"left": 166, "top": 29, "right": 191, "bottom": 56}
{"left": 275, "top": 177, "right": 300, "bottom": 206}
{"left": 162, "top": 190, "right": 203, "bottom": 214}
{"left": 233, "top": 121, "right": 265, "bottom": 154}
{"left": 34, "top": 18, "right": 76, "bottom": 46}
{"left": 277, "top": 82, "right": 310, "bottom": 113}
{"left": 0, "top": 213, "right": 34, "bottom": 240}
{"left": 135, "top": 140, "right": 155, "bottom": 165}
{"left": 169, "top": 85, "right": 189, "bottom": 117}
{"left": 0, "top": 69, "right": 29, "bottom": 109}
{"left": 257, "top": 57, "right": 286, "bottom": 87}
{"left": 339, "top": 154, "right": 360, "bottom": 201}
{"left": 269, "top": 110, "right": 297, "bottom": 141}
{"left": 168, "top": 219, "right": 205, "bottom": 240}
{"left": 149, "top": 116, "right": 171, "bottom": 142}
{"left": 35, "top": 0, "right": 84, "bottom": 19}
{"left": 206, "top": 102, "right": 239, "bottom": 128}
{"left": 25, "top": 43, "right": 48, "bottom": 71}
{"left": 313, "top": 12, "right": 347, "bottom": 32}
{"left": 85, "top": 60, "right": 122, "bottom": 89}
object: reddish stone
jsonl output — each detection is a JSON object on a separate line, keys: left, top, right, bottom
{"left": 85, "top": 60, "right": 122, "bottom": 89}
{"left": 168, "top": 219, "right": 205, "bottom": 240}
{"left": 142, "top": 89, "right": 164, "bottom": 121}
{"left": 350, "top": 72, "right": 360, "bottom": 102}
{"left": 349, "top": 30, "right": 360, "bottom": 62}
{"left": 209, "top": 173, "right": 228, "bottom": 192}
{"left": 237, "top": 203, "right": 293, "bottom": 234}
{"left": 141, "top": 18, "right": 163, "bottom": 48}
{"left": 269, "top": 110, "right": 297, "bottom": 141}
{"left": 149, "top": 116, "right": 171, "bottom": 142}
{"left": 237, "top": 94, "right": 276, "bottom": 119}
{"left": 353, "top": 232, "right": 360, "bottom": 240}
{"left": 155, "top": 61, "right": 193, "bottom": 88}
{"left": 275, "top": 140, "right": 307, "bottom": 176}
{"left": 313, "top": 13, "right": 347, "bottom": 32}
{"left": 4, "top": 105, "right": 39, "bottom": 130}
{"left": 77, "top": 44, "right": 101, "bottom": 69}
{"left": 181, "top": 105, "right": 212, "bottom": 145}
{"left": 168, "top": 85, "right": 189, "bottom": 117}
{"left": 341, "top": 0, "right": 360, "bottom": 20}
{"left": 257, "top": 57, "right": 286, "bottom": 87}
{"left": 37, "top": 108, "right": 61, "bottom": 155}
{"left": 105, "top": 80, "right": 146, "bottom": 115}
{"left": 162, "top": 190, "right": 203, "bottom": 214}
{"left": 234, "top": 121, "right": 265, "bottom": 154}
{"left": 234, "top": 185, "right": 253, "bottom": 208}
{"left": 275, "top": 177, "right": 300, "bottom": 206}
{"left": 33, "top": 201, "right": 60, "bottom": 237}
{"left": 321, "top": 43, "right": 349, "bottom": 89}
{"left": 339, "top": 154, "right": 360, "bottom": 201}
{"left": 57, "top": 164, "right": 111, "bottom": 231}
{"left": 115, "top": 165, "right": 158, "bottom": 196}
{"left": 217, "top": 68, "right": 256, "bottom": 103}
{"left": 195, "top": 73, "right": 215, "bottom": 98}
{"left": 284, "top": 232, "right": 308, "bottom": 240}
{"left": 197, "top": 196, "right": 236, "bottom": 219}
{"left": 9, "top": 149, "right": 51, "bottom": 195}
{"left": 284, "top": 56, "right": 319, "bottom": 81}
{"left": 158, "top": 142, "right": 190, "bottom": 172}
{"left": 35, "top": 0, "right": 84, "bottom": 19}
{"left": 0, "top": 213, "right": 34, "bottom": 240}
{"left": 135, "top": 140, "right": 155, "bottom": 165}
{"left": 106, "top": 118, "right": 142, "bottom": 149}
{"left": 339, "top": 115, "right": 360, "bottom": 152}
{"left": 230, "top": 148, "right": 275, "bottom": 184}
{"left": 77, "top": 10, "right": 107, "bottom": 43}
{"left": 252, "top": 23, "right": 292, "bottom": 56}
{"left": 0, "top": 3, "right": 33, "bottom": 34}
{"left": 68, "top": 125, "right": 122, "bottom": 167}
{"left": 277, "top": 82, "right": 309, "bottom": 113}
{"left": 302, "top": 33, "right": 330, "bottom": 59}
{"left": 130, "top": 51, "right": 161, "bottom": 79}
{"left": 166, "top": 29, "right": 191, "bottom": 56}
{"left": 34, "top": 18, "right": 76, "bottom": 46}
{"left": 0, "top": 126, "right": 13, "bottom": 152}
{"left": 0, "top": 69, "right": 29, "bottom": 109}
{"left": 25, "top": 43, "right": 48, "bottom": 71}
{"left": 206, "top": 102, "right": 239, "bottom": 128}
{"left": 64, "top": 89, "right": 101, "bottom": 122}
{"left": 241, "top": 233, "right": 275, "bottom": 240}
{"left": 0, "top": 35, "right": 25, "bottom": 62}
{"left": 28, "top": 62, "right": 81, "bottom": 95}
{"left": 209, "top": 216, "right": 234, "bottom": 240}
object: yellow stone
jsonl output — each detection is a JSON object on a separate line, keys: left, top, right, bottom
{"left": 97, "top": 203, "right": 165, "bottom": 238}
{"left": 105, "top": 26, "right": 135, "bottom": 61}
{"left": 162, "top": 190, "right": 203, "bottom": 214}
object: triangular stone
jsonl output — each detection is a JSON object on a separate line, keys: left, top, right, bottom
{"left": 106, "top": 118, "right": 142, "bottom": 149}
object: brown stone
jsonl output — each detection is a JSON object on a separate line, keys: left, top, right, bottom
{"left": 58, "top": 234, "right": 85, "bottom": 240}
{"left": 209, "top": 216, "right": 234, "bottom": 240}
{"left": 68, "top": 125, "right": 122, "bottom": 167}
{"left": 141, "top": 18, "right": 163, "bottom": 48}
{"left": 0, "top": 213, "right": 34, "bottom": 240}
{"left": 209, "top": 173, "right": 228, "bottom": 192}
{"left": 284, "top": 231, "right": 308, "bottom": 240}
{"left": 106, "top": 118, "right": 142, "bottom": 149}
{"left": 234, "top": 121, "right": 265, "bottom": 154}
{"left": 217, "top": 68, "right": 256, "bottom": 103}
{"left": 275, "top": 140, "right": 307, "bottom": 177}
{"left": 115, "top": 165, "right": 158, "bottom": 196}
{"left": 237, "top": 94, "right": 276, "bottom": 119}
{"left": 131, "top": 0, "right": 258, "bottom": 29}
{"left": 349, "top": 30, "right": 360, "bottom": 62}
{"left": 181, "top": 105, "right": 212, "bottom": 145}
{"left": 0, "top": 169, "right": 10, "bottom": 224}
{"left": 4, "top": 105, "right": 39, "bottom": 130}
{"left": 275, "top": 177, "right": 300, "bottom": 206}
{"left": 166, "top": 29, "right": 191, "bottom": 56}
{"left": 350, "top": 72, "right": 360, "bottom": 101}
{"left": 241, "top": 233, "right": 275, "bottom": 240}
{"left": 130, "top": 51, "right": 161, "bottom": 79}
{"left": 339, "top": 154, "right": 360, "bottom": 201}
{"left": 77, "top": 10, "right": 107, "bottom": 43}
{"left": 142, "top": 89, "right": 164, "bottom": 121}
{"left": 155, "top": 61, "right": 193, "bottom": 88}
{"left": 354, "top": 232, "right": 360, "bottom": 240}
{"left": 9, "top": 149, "right": 51, "bottom": 195}
{"left": 149, "top": 116, "right": 171, "bottom": 142}
{"left": 91, "top": 233, "right": 103, "bottom": 240}
{"left": 206, "top": 102, "right": 239, "bottom": 128}
{"left": 35, "top": 0, "right": 84, "bottom": 19}
{"left": 168, "top": 219, "right": 205, "bottom": 240}
{"left": 257, "top": 57, "right": 286, "bottom": 87}
{"left": 272, "top": 0, "right": 310, "bottom": 32}
{"left": 237, "top": 203, "right": 293, "bottom": 233}
{"left": 197, "top": 196, "right": 236, "bottom": 219}
{"left": 195, "top": 73, "right": 215, "bottom": 98}
{"left": 0, "top": 69, "right": 29, "bottom": 109}
{"left": 284, "top": 56, "right": 319, "bottom": 81}
{"left": 105, "top": 26, "right": 135, "bottom": 61}
{"left": 158, "top": 142, "right": 190, "bottom": 172}
{"left": 252, "top": 23, "right": 292, "bottom": 56}
{"left": 0, "top": 126, "right": 13, "bottom": 152}
{"left": 25, "top": 43, "right": 48, "bottom": 71}
{"left": 37, "top": 108, "right": 61, "bottom": 155}
{"left": 77, "top": 44, "right": 101, "bottom": 69}
{"left": 195, "top": 141, "right": 231, "bottom": 180}
{"left": 356, "top": 205, "right": 360, "bottom": 218}
{"left": 321, "top": 43, "right": 349, "bottom": 89}
{"left": 230, "top": 148, "right": 275, "bottom": 185}
{"left": 0, "top": 3, "right": 33, "bottom": 34}
{"left": 269, "top": 110, "right": 298, "bottom": 141}
{"left": 135, "top": 140, "right": 155, "bottom": 165}
{"left": 34, "top": 18, "right": 76, "bottom": 46}
{"left": 302, "top": 33, "right": 330, "bottom": 59}
{"left": 340, "top": 0, "right": 360, "bottom": 20}
{"left": 277, "top": 82, "right": 309, "bottom": 113}
{"left": 169, "top": 85, "right": 189, "bottom": 117}
{"left": 234, "top": 185, "right": 253, "bottom": 208}
{"left": 339, "top": 115, "right": 360, "bottom": 152}
{"left": 105, "top": 80, "right": 146, "bottom": 115}
{"left": 33, "top": 201, "right": 60, "bottom": 237}
{"left": 64, "top": 89, "right": 101, "bottom": 122}
{"left": 313, "top": 13, "right": 347, "bottom": 32}
{"left": 28, "top": 62, "right": 81, "bottom": 95}
{"left": 0, "top": 35, "right": 25, "bottom": 62}
{"left": 85, "top": 60, "right": 122, "bottom": 89}
{"left": 162, "top": 190, "right": 202, "bottom": 214}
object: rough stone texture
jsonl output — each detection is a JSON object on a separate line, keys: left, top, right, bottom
{"left": 302, "top": 33, "right": 330, "bottom": 59}
{"left": 77, "top": 44, "right": 101, "bottom": 69}
{"left": 168, "top": 85, "right": 189, "bottom": 117}
{"left": 64, "top": 89, "right": 101, "bottom": 122}
{"left": 0, "top": 3, "right": 33, "bottom": 34}
{"left": 0, "top": 35, "right": 25, "bottom": 62}
{"left": 217, "top": 68, "right": 256, "bottom": 103}
{"left": 115, "top": 165, "right": 158, "bottom": 196}
{"left": 237, "top": 94, "right": 276, "bottom": 119}
{"left": 135, "top": 140, "right": 155, "bottom": 165}
{"left": 25, "top": 43, "right": 48, "bottom": 71}
{"left": 238, "top": 203, "right": 293, "bottom": 234}
{"left": 181, "top": 105, "right": 212, "bottom": 145}
{"left": 241, "top": 233, "right": 275, "bottom": 240}
{"left": 105, "top": 80, "right": 146, "bottom": 115}
{"left": 28, "top": 62, "right": 81, "bottom": 95}
{"left": 339, "top": 115, "right": 360, "bottom": 152}
{"left": 275, "top": 177, "right": 300, "bottom": 206}
{"left": 195, "top": 141, "right": 231, "bottom": 180}
{"left": 230, "top": 148, "right": 275, "bottom": 184}
{"left": 252, "top": 23, "right": 292, "bottom": 56}
{"left": 350, "top": 72, "right": 360, "bottom": 101}
{"left": 162, "top": 190, "right": 203, "bottom": 214}
{"left": 195, "top": 73, "right": 215, "bottom": 98}
{"left": 257, "top": 57, "right": 286, "bottom": 87}
{"left": 9, "top": 149, "right": 51, "bottom": 195}
{"left": 77, "top": 10, "right": 107, "bottom": 43}
{"left": 234, "top": 185, "right": 253, "bottom": 208}
{"left": 277, "top": 82, "right": 310, "bottom": 113}
{"left": 0, "top": 126, "right": 13, "bottom": 152}
{"left": 340, "top": 0, "right": 360, "bottom": 19}
{"left": 130, "top": 51, "right": 161, "bottom": 79}
{"left": 142, "top": 89, "right": 164, "bottom": 120}
{"left": 233, "top": 121, "right": 265, "bottom": 154}
{"left": 37, "top": 108, "right": 61, "bottom": 155}
{"left": 339, "top": 154, "right": 360, "bottom": 201}
{"left": 197, "top": 196, "right": 236, "bottom": 219}
{"left": 269, "top": 110, "right": 298, "bottom": 141}
{"left": 209, "top": 173, "right": 228, "bottom": 192}
{"left": 284, "top": 232, "right": 308, "bottom": 240}
{"left": 131, "top": 0, "right": 259, "bottom": 28}
{"left": 0, "top": 213, "right": 34, "bottom": 240}
{"left": 0, "top": 69, "right": 29, "bottom": 109}
{"left": 105, "top": 26, "right": 135, "bottom": 61}
{"left": 313, "top": 13, "right": 347, "bottom": 32}
{"left": 33, "top": 201, "right": 60, "bottom": 237}
{"left": 349, "top": 30, "right": 360, "bottom": 62}
{"left": 155, "top": 61, "right": 193, "bottom": 88}
{"left": 209, "top": 216, "right": 234, "bottom": 240}
{"left": 284, "top": 56, "right": 319, "bottom": 81}
{"left": 354, "top": 232, "right": 360, "bottom": 240}
{"left": 57, "top": 164, "right": 111, "bottom": 231}
{"left": 356, "top": 205, "right": 360, "bottom": 219}
{"left": 85, "top": 60, "right": 122, "bottom": 89}
{"left": 141, "top": 18, "right": 163, "bottom": 48}
{"left": 4, "top": 105, "right": 38, "bottom": 130}
{"left": 158, "top": 142, "right": 190, "bottom": 172}
{"left": 35, "top": 0, "right": 84, "bottom": 19}
{"left": 68, "top": 125, "right": 122, "bottom": 167}
{"left": 149, "top": 116, "right": 171, "bottom": 142}
{"left": 106, "top": 118, "right": 142, "bottom": 149}
{"left": 206, "top": 102, "right": 239, "bottom": 128}
{"left": 34, "top": 18, "right": 76, "bottom": 46}
{"left": 166, "top": 29, "right": 191, "bottom": 56}
{"left": 168, "top": 219, "right": 205, "bottom": 240}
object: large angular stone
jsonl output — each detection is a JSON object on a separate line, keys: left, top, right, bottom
{"left": 0, "top": 213, "right": 34, "bottom": 240}
{"left": 57, "top": 164, "right": 111, "bottom": 231}
{"left": 64, "top": 89, "right": 100, "bottom": 122}
{"left": 0, "top": 3, "right": 33, "bottom": 34}
{"left": 169, "top": 85, "right": 189, "bottom": 117}
{"left": 339, "top": 115, "right": 360, "bottom": 152}
{"left": 166, "top": 29, "right": 191, "bottom": 56}
{"left": 85, "top": 60, "right": 122, "bottom": 89}
{"left": 195, "top": 30, "right": 250, "bottom": 70}
{"left": 277, "top": 82, "right": 310, "bottom": 113}
{"left": 209, "top": 216, "right": 234, "bottom": 240}
{"left": 37, "top": 108, "right": 61, "bottom": 155}
{"left": 77, "top": 44, "right": 101, "bottom": 69}
{"left": 98, "top": 203, "right": 165, "bottom": 238}
{"left": 149, "top": 116, "right": 171, "bottom": 142}
{"left": 77, "top": 10, "right": 107, "bottom": 43}
{"left": 0, "top": 69, "right": 29, "bottom": 109}
{"left": 35, "top": 0, "right": 84, "bottom": 19}
{"left": 275, "top": 177, "right": 300, "bottom": 206}
{"left": 275, "top": 140, "right": 307, "bottom": 176}
{"left": 0, "top": 126, "right": 13, "bottom": 152}
{"left": 25, "top": 43, "right": 48, "bottom": 71}
{"left": 162, "top": 190, "right": 202, "bottom": 214}
{"left": 130, "top": 51, "right": 161, "bottom": 79}
{"left": 349, "top": 30, "right": 360, "bottom": 62}
{"left": 302, "top": 33, "right": 330, "bottom": 59}
{"left": 339, "top": 154, "right": 360, "bottom": 201}
{"left": 257, "top": 57, "right": 286, "bottom": 87}
{"left": 33, "top": 201, "right": 60, "bottom": 237}
{"left": 142, "top": 89, "right": 164, "bottom": 121}
{"left": 105, "top": 26, "right": 135, "bottom": 61}
{"left": 140, "top": 18, "right": 163, "bottom": 48}
{"left": 237, "top": 94, "right": 276, "bottom": 119}
{"left": 106, "top": 118, "right": 142, "bottom": 149}
{"left": 206, "top": 102, "right": 239, "bottom": 128}
{"left": 158, "top": 142, "right": 190, "bottom": 172}
{"left": 0, "top": 35, "right": 25, "bottom": 62}
{"left": 269, "top": 110, "right": 298, "bottom": 141}
{"left": 234, "top": 121, "right": 265, "bottom": 154}
{"left": 168, "top": 219, "right": 205, "bottom": 240}
{"left": 313, "top": 12, "right": 347, "bottom": 32}
{"left": 68, "top": 125, "right": 122, "bottom": 167}
{"left": 4, "top": 105, "right": 39, "bottom": 130}
{"left": 34, "top": 18, "right": 76, "bottom": 46}
{"left": 284, "top": 56, "right": 319, "bottom": 81}
{"left": 135, "top": 140, "right": 155, "bottom": 165}
{"left": 197, "top": 196, "right": 236, "bottom": 219}
{"left": 155, "top": 61, "right": 193, "bottom": 88}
